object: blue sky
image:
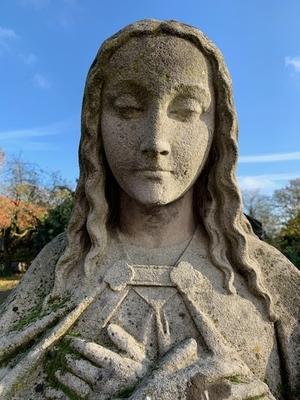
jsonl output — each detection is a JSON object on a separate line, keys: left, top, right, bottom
{"left": 0, "top": 0, "right": 299, "bottom": 193}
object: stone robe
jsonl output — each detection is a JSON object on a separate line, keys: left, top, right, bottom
{"left": 0, "top": 230, "right": 299, "bottom": 399}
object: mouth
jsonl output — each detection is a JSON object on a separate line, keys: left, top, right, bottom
{"left": 134, "top": 169, "right": 173, "bottom": 179}
{"left": 134, "top": 166, "right": 173, "bottom": 172}
{"left": 141, "top": 169, "right": 171, "bottom": 172}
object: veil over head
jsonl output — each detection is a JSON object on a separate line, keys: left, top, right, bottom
{"left": 50, "top": 19, "right": 275, "bottom": 321}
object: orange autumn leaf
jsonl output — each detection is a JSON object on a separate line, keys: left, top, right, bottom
{"left": 0, "top": 195, "right": 47, "bottom": 232}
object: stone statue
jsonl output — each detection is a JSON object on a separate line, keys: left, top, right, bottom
{"left": 0, "top": 20, "right": 299, "bottom": 400}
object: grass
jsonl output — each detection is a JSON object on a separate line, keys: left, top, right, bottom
{"left": 0, "top": 276, "right": 21, "bottom": 305}
{"left": 0, "top": 276, "right": 20, "bottom": 291}
{"left": 0, "top": 274, "right": 24, "bottom": 292}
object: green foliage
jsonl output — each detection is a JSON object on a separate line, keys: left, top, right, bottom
{"left": 275, "top": 213, "right": 300, "bottom": 268}
{"left": 242, "top": 179, "right": 300, "bottom": 270}
{"left": 0, "top": 155, "right": 74, "bottom": 273}
{"left": 32, "top": 196, "right": 74, "bottom": 254}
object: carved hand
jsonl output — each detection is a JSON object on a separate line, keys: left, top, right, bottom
{"left": 44, "top": 325, "right": 200, "bottom": 400}
{"left": 44, "top": 325, "right": 275, "bottom": 400}
{"left": 130, "top": 347, "right": 276, "bottom": 400}
{"left": 45, "top": 323, "right": 150, "bottom": 400}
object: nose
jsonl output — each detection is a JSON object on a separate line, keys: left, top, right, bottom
{"left": 140, "top": 108, "right": 171, "bottom": 156}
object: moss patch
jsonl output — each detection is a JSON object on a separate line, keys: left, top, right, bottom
{"left": 10, "top": 295, "right": 71, "bottom": 332}
{"left": 45, "top": 338, "right": 82, "bottom": 400}
{"left": 228, "top": 375, "right": 248, "bottom": 384}
{"left": 117, "top": 386, "right": 136, "bottom": 398}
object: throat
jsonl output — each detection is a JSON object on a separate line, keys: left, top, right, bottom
{"left": 119, "top": 188, "right": 196, "bottom": 248}
{"left": 118, "top": 233, "right": 193, "bottom": 266}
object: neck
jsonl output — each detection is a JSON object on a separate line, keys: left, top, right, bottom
{"left": 119, "top": 189, "right": 196, "bottom": 248}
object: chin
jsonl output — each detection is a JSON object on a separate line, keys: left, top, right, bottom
{"left": 124, "top": 180, "right": 185, "bottom": 207}
{"left": 134, "top": 189, "right": 181, "bottom": 207}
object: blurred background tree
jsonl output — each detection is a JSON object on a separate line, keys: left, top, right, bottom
{"left": 0, "top": 153, "right": 74, "bottom": 274}
{"left": 242, "top": 178, "right": 300, "bottom": 269}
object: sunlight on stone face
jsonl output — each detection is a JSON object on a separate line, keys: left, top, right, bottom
{"left": 101, "top": 35, "right": 215, "bottom": 206}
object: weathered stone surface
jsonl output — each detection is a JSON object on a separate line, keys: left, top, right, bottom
{"left": 0, "top": 19, "right": 299, "bottom": 400}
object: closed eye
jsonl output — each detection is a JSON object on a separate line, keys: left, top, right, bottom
{"left": 113, "top": 94, "right": 144, "bottom": 119}
{"left": 115, "top": 105, "right": 144, "bottom": 119}
{"left": 168, "top": 98, "right": 202, "bottom": 122}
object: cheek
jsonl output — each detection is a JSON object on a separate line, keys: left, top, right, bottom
{"left": 101, "top": 115, "right": 140, "bottom": 170}
{"left": 172, "top": 121, "right": 211, "bottom": 182}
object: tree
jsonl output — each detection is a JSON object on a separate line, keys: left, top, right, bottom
{"left": 275, "top": 212, "right": 300, "bottom": 268}
{"left": 0, "top": 155, "right": 74, "bottom": 271}
{"left": 273, "top": 178, "right": 300, "bottom": 223}
{"left": 1, "top": 155, "right": 49, "bottom": 206}
{"left": 32, "top": 195, "right": 74, "bottom": 253}
{"left": 242, "top": 180, "right": 300, "bottom": 269}
{"left": 242, "top": 189, "right": 280, "bottom": 239}
{"left": 0, "top": 195, "right": 47, "bottom": 268}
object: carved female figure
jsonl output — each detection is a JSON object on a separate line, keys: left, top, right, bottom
{"left": 0, "top": 20, "right": 299, "bottom": 400}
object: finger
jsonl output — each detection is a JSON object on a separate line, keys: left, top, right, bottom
{"left": 68, "top": 336, "right": 145, "bottom": 378}
{"left": 65, "top": 354, "right": 103, "bottom": 386}
{"left": 228, "top": 379, "right": 270, "bottom": 400}
{"left": 55, "top": 370, "right": 91, "bottom": 399}
{"left": 107, "top": 323, "right": 146, "bottom": 363}
{"left": 45, "top": 387, "right": 69, "bottom": 400}
{"left": 157, "top": 338, "right": 198, "bottom": 376}
{"left": 100, "top": 378, "right": 136, "bottom": 399}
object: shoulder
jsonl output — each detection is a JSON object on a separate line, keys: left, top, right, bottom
{"left": 14, "top": 231, "right": 66, "bottom": 294}
{"left": 249, "top": 236, "right": 300, "bottom": 318}
{"left": 0, "top": 233, "right": 67, "bottom": 331}
{"left": 250, "top": 237, "right": 300, "bottom": 397}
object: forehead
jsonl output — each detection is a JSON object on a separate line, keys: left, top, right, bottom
{"left": 104, "top": 35, "right": 211, "bottom": 93}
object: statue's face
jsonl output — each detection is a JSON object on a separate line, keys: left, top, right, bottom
{"left": 101, "top": 35, "right": 215, "bottom": 206}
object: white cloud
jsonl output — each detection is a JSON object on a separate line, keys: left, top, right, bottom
{"left": 0, "top": 26, "right": 18, "bottom": 51}
{"left": 19, "top": 141, "right": 56, "bottom": 151}
{"left": 238, "top": 173, "right": 300, "bottom": 193}
{"left": 20, "top": 52, "right": 37, "bottom": 65}
{"left": 0, "top": 27, "right": 38, "bottom": 67}
{"left": 285, "top": 56, "right": 300, "bottom": 73}
{"left": 33, "top": 73, "right": 51, "bottom": 89}
{"left": 0, "top": 118, "right": 77, "bottom": 153}
{"left": 0, "top": 27, "right": 17, "bottom": 40}
{"left": 239, "top": 151, "right": 300, "bottom": 163}
{"left": 0, "top": 119, "right": 75, "bottom": 140}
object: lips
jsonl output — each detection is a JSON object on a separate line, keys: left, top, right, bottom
{"left": 134, "top": 169, "right": 173, "bottom": 180}
{"left": 139, "top": 169, "right": 171, "bottom": 172}
{"left": 134, "top": 166, "right": 173, "bottom": 173}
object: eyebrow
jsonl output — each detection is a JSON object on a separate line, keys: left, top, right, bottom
{"left": 105, "top": 80, "right": 148, "bottom": 98}
{"left": 105, "top": 80, "right": 211, "bottom": 104}
{"left": 172, "top": 84, "right": 210, "bottom": 102}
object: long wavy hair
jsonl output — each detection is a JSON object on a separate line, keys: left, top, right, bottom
{"left": 50, "top": 20, "right": 276, "bottom": 321}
